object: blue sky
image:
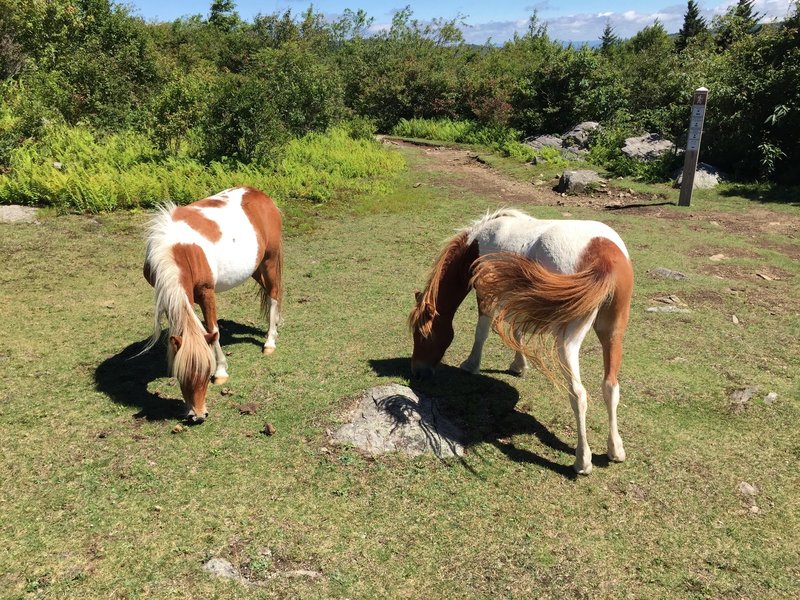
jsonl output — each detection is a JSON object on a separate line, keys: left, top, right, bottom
{"left": 126, "top": 0, "right": 796, "bottom": 43}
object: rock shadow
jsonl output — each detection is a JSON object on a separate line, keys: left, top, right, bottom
{"left": 368, "top": 357, "right": 592, "bottom": 479}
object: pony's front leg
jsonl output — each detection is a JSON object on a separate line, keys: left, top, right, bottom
{"left": 557, "top": 314, "right": 596, "bottom": 475}
{"left": 210, "top": 336, "right": 229, "bottom": 384}
{"left": 460, "top": 313, "right": 491, "bottom": 374}
{"left": 197, "top": 287, "right": 229, "bottom": 384}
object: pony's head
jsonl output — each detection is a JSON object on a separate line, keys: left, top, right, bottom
{"left": 168, "top": 330, "right": 218, "bottom": 424}
{"left": 408, "top": 231, "right": 477, "bottom": 379}
{"left": 409, "top": 290, "right": 455, "bottom": 379}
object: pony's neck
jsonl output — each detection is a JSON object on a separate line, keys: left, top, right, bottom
{"left": 429, "top": 232, "right": 478, "bottom": 320}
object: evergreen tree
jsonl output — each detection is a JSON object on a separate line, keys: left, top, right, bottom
{"left": 600, "top": 22, "right": 620, "bottom": 54}
{"left": 715, "top": 0, "right": 762, "bottom": 50}
{"left": 208, "top": 0, "right": 240, "bottom": 32}
{"left": 676, "top": 0, "right": 707, "bottom": 52}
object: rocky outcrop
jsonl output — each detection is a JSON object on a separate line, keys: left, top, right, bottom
{"left": 672, "top": 162, "right": 725, "bottom": 189}
{"left": 621, "top": 133, "right": 675, "bottom": 161}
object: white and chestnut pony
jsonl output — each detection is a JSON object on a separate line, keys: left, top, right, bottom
{"left": 141, "top": 187, "right": 283, "bottom": 423}
{"left": 409, "top": 208, "right": 633, "bottom": 474}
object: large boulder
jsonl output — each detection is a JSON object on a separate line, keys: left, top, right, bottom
{"left": 331, "top": 384, "right": 465, "bottom": 458}
{"left": 672, "top": 162, "right": 725, "bottom": 189}
{"left": 562, "top": 121, "right": 600, "bottom": 149}
{"left": 0, "top": 205, "right": 39, "bottom": 224}
{"left": 556, "top": 170, "right": 604, "bottom": 194}
{"left": 622, "top": 133, "right": 675, "bottom": 161}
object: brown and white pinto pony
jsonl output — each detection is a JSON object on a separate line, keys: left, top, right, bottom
{"left": 409, "top": 208, "right": 633, "bottom": 474}
{"left": 142, "top": 187, "right": 283, "bottom": 423}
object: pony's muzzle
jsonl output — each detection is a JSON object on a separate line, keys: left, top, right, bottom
{"left": 186, "top": 409, "right": 209, "bottom": 424}
{"left": 411, "top": 361, "right": 435, "bottom": 380}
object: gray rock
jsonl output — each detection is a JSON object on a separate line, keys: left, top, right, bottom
{"left": 763, "top": 392, "right": 778, "bottom": 405}
{"left": 203, "top": 558, "right": 246, "bottom": 583}
{"left": 672, "top": 162, "right": 725, "bottom": 189}
{"left": 556, "top": 170, "right": 604, "bottom": 194}
{"left": 650, "top": 267, "right": 687, "bottom": 281}
{"left": 523, "top": 134, "right": 563, "bottom": 151}
{"left": 622, "top": 133, "right": 675, "bottom": 161}
{"left": 331, "top": 384, "right": 464, "bottom": 458}
{"left": 729, "top": 386, "right": 758, "bottom": 413}
{"left": 0, "top": 205, "right": 39, "bottom": 224}
{"left": 562, "top": 121, "right": 600, "bottom": 149}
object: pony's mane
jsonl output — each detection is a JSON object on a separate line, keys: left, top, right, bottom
{"left": 409, "top": 230, "right": 471, "bottom": 337}
{"left": 142, "top": 204, "right": 215, "bottom": 382}
{"left": 466, "top": 207, "right": 532, "bottom": 244}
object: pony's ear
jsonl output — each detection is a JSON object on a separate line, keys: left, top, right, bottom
{"left": 414, "top": 289, "right": 422, "bottom": 303}
{"left": 169, "top": 335, "right": 183, "bottom": 352}
{"left": 204, "top": 331, "right": 219, "bottom": 345}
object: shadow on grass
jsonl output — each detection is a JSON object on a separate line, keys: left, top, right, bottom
{"left": 719, "top": 183, "right": 800, "bottom": 206}
{"left": 369, "top": 357, "right": 595, "bottom": 479}
{"left": 94, "top": 319, "right": 267, "bottom": 421}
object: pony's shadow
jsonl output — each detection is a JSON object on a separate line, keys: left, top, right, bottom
{"left": 94, "top": 339, "right": 182, "bottom": 421}
{"left": 94, "top": 319, "right": 266, "bottom": 421}
{"left": 369, "top": 358, "right": 610, "bottom": 480}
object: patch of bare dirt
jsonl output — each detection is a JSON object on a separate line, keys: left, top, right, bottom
{"left": 384, "top": 138, "right": 800, "bottom": 240}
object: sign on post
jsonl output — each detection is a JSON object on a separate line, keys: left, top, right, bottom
{"left": 678, "top": 87, "right": 709, "bottom": 207}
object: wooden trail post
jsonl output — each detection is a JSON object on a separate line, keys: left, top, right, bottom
{"left": 678, "top": 87, "right": 709, "bottom": 207}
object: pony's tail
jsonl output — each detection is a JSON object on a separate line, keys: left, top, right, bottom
{"left": 470, "top": 241, "right": 626, "bottom": 363}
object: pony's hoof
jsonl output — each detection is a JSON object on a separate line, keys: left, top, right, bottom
{"left": 608, "top": 448, "right": 626, "bottom": 463}
{"left": 459, "top": 360, "right": 479, "bottom": 374}
{"left": 573, "top": 463, "right": 593, "bottom": 475}
{"left": 508, "top": 365, "right": 528, "bottom": 377}
{"left": 262, "top": 346, "right": 276, "bottom": 355}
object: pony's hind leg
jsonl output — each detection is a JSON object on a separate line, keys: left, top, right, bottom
{"left": 507, "top": 328, "right": 529, "bottom": 376}
{"left": 594, "top": 295, "right": 631, "bottom": 463}
{"left": 253, "top": 259, "right": 281, "bottom": 355}
{"left": 557, "top": 312, "right": 597, "bottom": 475}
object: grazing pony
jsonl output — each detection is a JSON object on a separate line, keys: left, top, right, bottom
{"left": 142, "top": 187, "right": 283, "bottom": 423}
{"left": 409, "top": 208, "right": 633, "bottom": 474}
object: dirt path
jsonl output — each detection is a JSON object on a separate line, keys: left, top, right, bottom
{"left": 383, "top": 137, "right": 800, "bottom": 251}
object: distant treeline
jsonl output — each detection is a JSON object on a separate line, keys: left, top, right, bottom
{"left": 1, "top": 0, "right": 799, "bottom": 198}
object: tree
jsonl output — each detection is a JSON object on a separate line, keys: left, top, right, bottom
{"left": 600, "top": 22, "right": 620, "bottom": 54}
{"left": 715, "top": 0, "right": 762, "bottom": 50}
{"left": 208, "top": 0, "right": 240, "bottom": 32}
{"left": 676, "top": 0, "right": 707, "bottom": 52}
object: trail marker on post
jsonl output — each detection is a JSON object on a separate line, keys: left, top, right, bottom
{"left": 678, "top": 87, "right": 709, "bottom": 207}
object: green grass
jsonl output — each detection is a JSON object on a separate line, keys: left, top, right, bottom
{"left": 0, "top": 143, "right": 798, "bottom": 598}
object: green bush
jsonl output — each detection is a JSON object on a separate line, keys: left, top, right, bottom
{"left": 0, "top": 123, "right": 405, "bottom": 211}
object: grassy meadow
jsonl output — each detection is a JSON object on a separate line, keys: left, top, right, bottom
{"left": 0, "top": 143, "right": 799, "bottom": 599}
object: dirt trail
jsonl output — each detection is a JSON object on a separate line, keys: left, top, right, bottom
{"left": 383, "top": 137, "right": 800, "bottom": 248}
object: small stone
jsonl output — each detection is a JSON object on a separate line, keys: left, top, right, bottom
{"left": 749, "top": 505, "right": 760, "bottom": 514}
{"left": 737, "top": 481, "right": 759, "bottom": 498}
{"left": 763, "top": 392, "right": 778, "bottom": 405}
{"left": 238, "top": 402, "right": 260, "bottom": 415}
{"left": 756, "top": 272, "right": 777, "bottom": 281}
{"left": 203, "top": 558, "right": 244, "bottom": 582}
{"left": 646, "top": 306, "right": 691, "bottom": 314}
{"left": 709, "top": 253, "right": 726, "bottom": 261}
{"left": 171, "top": 424, "right": 184, "bottom": 434}
{"left": 650, "top": 267, "right": 687, "bottom": 281}
{"left": 153, "top": 505, "right": 163, "bottom": 512}
{"left": 732, "top": 315, "right": 740, "bottom": 325}
{"left": 261, "top": 422, "right": 276, "bottom": 436}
